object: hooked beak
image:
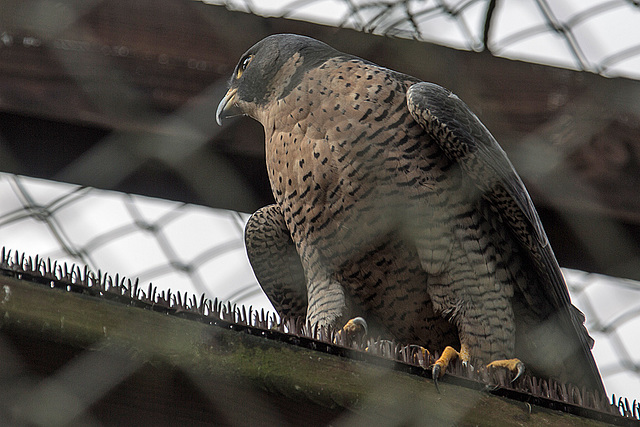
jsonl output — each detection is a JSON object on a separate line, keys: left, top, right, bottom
{"left": 216, "top": 87, "right": 242, "bottom": 126}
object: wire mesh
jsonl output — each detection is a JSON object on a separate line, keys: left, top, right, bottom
{"left": 1, "top": 0, "right": 640, "bottom": 420}
{"left": 0, "top": 172, "right": 271, "bottom": 310}
{"left": 206, "top": 0, "right": 640, "bottom": 79}
{"left": 566, "top": 268, "right": 640, "bottom": 403}
{"left": 0, "top": 172, "right": 638, "bottom": 402}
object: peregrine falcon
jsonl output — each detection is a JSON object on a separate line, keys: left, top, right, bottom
{"left": 217, "top": 34, "right": 605, "bottom": 394}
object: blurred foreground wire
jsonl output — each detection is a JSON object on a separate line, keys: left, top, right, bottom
{"left": 206, "top": 0, "right": 640, "bottom": 79}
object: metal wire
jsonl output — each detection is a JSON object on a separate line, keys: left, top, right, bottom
{"left": 1, "top": 0, "right": 640, "bottom": 418}
{"left": 0, "top": 173, "right": 265, "bottom": 308}
{"left": 206, "top": 0, "right": 640, "bottom": 78}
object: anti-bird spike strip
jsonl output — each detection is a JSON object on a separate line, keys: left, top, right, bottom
{"left": 0, "top": 247, "right": 638, "bottom": 424}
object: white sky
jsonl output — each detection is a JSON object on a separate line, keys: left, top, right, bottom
{"left": 204, "top": 0, "right": 640, "bottom": 79}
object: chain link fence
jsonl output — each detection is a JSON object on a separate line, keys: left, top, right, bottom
{"left": 1, "top": 0, "right": 639, "bottom": 419}
{"left": 206, "top": 0, "right": 640, "bottom": 79}
{"left": 0, "top": 172, "right": 272, "bottom": 311}
{"left": 0, "top": 172, "right": 638, "bottom": 401}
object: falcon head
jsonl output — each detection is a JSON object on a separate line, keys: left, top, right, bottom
{"left": 216, "top": 34, "right": 339, "bottom": 125}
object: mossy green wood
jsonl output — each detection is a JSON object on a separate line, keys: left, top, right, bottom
{"left": 0, "top": 276, "right": 608, "bottom": 426}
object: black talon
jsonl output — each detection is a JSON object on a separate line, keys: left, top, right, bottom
{"left": 512, "top": 361, "right": 525, "bottom": 383}
{"left": 431, "top": 364, "right": 441, "bottom": 393}
{"left": 349, "top": 316, "right": 368, "bottom": 336}
{"left": 483, "top": 384, "right": 500, "bottom": 392}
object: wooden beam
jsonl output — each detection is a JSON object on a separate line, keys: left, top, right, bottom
{"left": 0, "top": 275, "right": 616, "bottom": 426}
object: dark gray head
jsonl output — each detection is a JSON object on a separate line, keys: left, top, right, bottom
{"left": 216, "top": 34, "right": 341, "bottom": 125}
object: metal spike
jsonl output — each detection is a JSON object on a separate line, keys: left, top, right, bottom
{"left": 241, "top": 305, "right": 247, "bottom": 325}
{"left": 82, "top": 265, "right": 89, "bottom": 286}
{"left": 211, "top": 298, "right": 219, "bottom": 317}
{"left": 624, "top": 397, "right": 632, "bottom": 417}
{"left": 176, "top": 291, "right": 183, "bottom": 308}
{"left": 1, "top": 250, "right": 636, "bottom": 419}
{"left": 178, "top": 291, "right": 189, "bottom": 311}
{"left": 225, "top": 301, "right": 232, "bottom": 318}
{"left": 131, "top": 279, "right": 139, "bottom": 299}
{"left": 211, "top": 299, "right": 219, "bottom": 317}
{"left": 171, "top": 291, "right": 182, "bottom": 308}
{"left": 618, "top": 396, "right": 625, "bottom": 416}
{"left": 46, "top": 258, "right": 52, "bottom": 276}
{"left": 199, "top": 294, "right": 206, "bottom": 313}
{"left": 93, "top": 270, "right": 101, "bottom": 289}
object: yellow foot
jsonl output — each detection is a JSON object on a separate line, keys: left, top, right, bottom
{"left": 336, "top": 317, "right": 367, "bottom": 345}
{"left": 487, "top": 358, "right": 525, "bottom": 382}
{"left": 431, "top": 344, "right": 471, "bottom": 392}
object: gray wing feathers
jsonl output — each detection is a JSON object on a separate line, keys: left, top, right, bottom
{"left": 407, "top": 82, "right": 604, "bottom": 393}
{"left": 407, "top": 83, "right": 548, "bottom": 249}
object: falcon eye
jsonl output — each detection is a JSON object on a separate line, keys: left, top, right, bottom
{"left": 236, "top": 55, "right": 253, "bottom": 79}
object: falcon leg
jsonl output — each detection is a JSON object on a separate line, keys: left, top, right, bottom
{"left": 487, "top": 358, "right": 525, "bottom": 382}
{"left": 294, "top": 218, "right": 355, "bottom": 329}
{"left": 304, "top": 272, "right": 350, "bottom": 329}
{"left": 245, "top": 205, "right": 308, "bottom": 318}
{"left": 420, "top": 251, "right": 517, "bottom": 388}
